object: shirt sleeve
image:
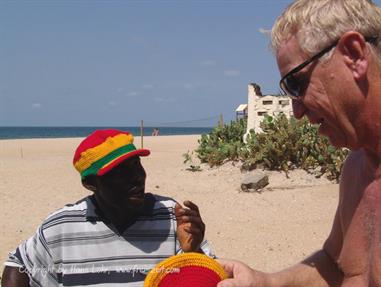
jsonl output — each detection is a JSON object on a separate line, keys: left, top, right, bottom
{"left": 4, "top": 226, "right": 59, "bottom": 286}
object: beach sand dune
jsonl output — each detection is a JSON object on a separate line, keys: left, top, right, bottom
{"left": 0, "top": 135, "right": 338, "bottom": 274}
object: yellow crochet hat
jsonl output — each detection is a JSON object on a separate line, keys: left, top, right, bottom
{"left": 144, "top": 253, "right": 227, "bottom": 287}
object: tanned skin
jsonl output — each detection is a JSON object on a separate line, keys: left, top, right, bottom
{"left": 217, "top": 32, "right": 381, "bottom": 287}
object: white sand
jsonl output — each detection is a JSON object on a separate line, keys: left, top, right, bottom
{"left": 0, "top": 135, "right": 338, "bottom": 274}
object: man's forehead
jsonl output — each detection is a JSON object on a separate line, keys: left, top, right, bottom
{"left": 119, "top": 156, "right": 140, "bottom": 166}
{"left": 276, "top": 35, "right": 308, "bottom": 76}
{"left": 109, "top": 156, "right": 141, "bottom": 172}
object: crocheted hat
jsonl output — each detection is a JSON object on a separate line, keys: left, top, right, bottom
{"left": 144, "top": 253, "right": 227, "bottom": 287}
{"left": 73, "top": 129, "right": 150, "bottom": 179}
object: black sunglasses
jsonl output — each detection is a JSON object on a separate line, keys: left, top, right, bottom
{"left": 279, "top": 36, "right": 378, "bottom": 99}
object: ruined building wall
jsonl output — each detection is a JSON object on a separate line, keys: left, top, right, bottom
{"left": 244, "top": 83, "right": 292, "bottom": 140}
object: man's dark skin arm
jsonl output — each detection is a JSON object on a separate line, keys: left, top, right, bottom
{"left": 2, "top": 266, "right": 30, "bottom": 287}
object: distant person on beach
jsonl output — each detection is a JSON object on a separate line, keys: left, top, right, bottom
{"left": 151, "top": 128, "right": 160, "bottom": 136}
{"left": 218, "top": 0, "right": 381, "bottom": 286}
{"left": 2, "top": 129, "right": 212, "bottom": 286}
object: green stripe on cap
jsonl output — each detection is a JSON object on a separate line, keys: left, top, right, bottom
{"left": 81, "top": 143, "right": 136, "bottom": 179}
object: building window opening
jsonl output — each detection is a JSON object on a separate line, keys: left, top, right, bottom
{"left": 279, "top": 100, "right": 290, "bottom": 106}
{"left": 258, "top": 111, "right": 268, "bottom": 116}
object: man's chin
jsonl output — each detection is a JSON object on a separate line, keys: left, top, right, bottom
{"left": 318, "top": 126, "right": 345, "bottom": 148}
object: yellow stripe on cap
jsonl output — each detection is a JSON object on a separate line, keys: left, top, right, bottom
{"left": 74, "top": 133, "right": 133, "bottom": 173}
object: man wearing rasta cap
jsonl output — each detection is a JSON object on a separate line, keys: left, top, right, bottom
{"left": 2, "top": 129, "right": 213, "bottom": 287}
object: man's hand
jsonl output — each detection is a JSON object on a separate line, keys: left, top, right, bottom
{"left": 217, "top": 259, "right": 270, "bottom": 287}
{"left": 175, "top": 200, "right": 205, "bottom": 252}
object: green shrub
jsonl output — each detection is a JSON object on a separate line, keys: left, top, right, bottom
{"left": 195, "top": 115, "right": 349, "bottom": 182}
{"left": 196, "top": 119, "right": 246, "bottom": 166}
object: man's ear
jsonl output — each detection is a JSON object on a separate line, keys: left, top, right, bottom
{"left": 337, "top": 31, "right": 369, "bottom": 81}
{"left": 81, "top": 175, "right": 98, "bottom": 192}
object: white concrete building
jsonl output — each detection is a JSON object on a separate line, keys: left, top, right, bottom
{"left": 243, "top": 83, "right": 292, "bottom": 140}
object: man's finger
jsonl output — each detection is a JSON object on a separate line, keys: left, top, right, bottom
{"left": 183, "top": 225, "right": 203, "bottom": 235}
{"left": 174, "top": 203, "right": 185, "bottom": 225}
{"left": 216, "top": 259, "right": 237, "bottom": 278}
{"left": 184, "top": 221, "right": 205, "bottom": 234}
{"left": 176, "top": 208, "right": 198, "bottom": 217}
{"left": 174, "top": 203, "right": 183, "bottom": 217}
{"left": 176, "top": 215, "right": 203, "bottom": 225}
{"left": 217, "top": 279, "right": 240, "bottom": 287}
{"left": 183, "top": 200, "right": 200, "bottom": 213}
{"left": 174, "top": 202, "right": 182, "bottom": 214}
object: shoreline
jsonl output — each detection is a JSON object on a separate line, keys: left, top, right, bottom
{"left": 0, "top": 127, "right": 213, "bottom": 141}
{"left": 0, "top": 134, "right": 202, "bottom": 141}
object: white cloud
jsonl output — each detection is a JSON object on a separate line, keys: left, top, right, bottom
{"left": 154, "top": 97, "right": 175, "bottom": 103}
{"left": 259, "top": 28, "right": 271, "bottom": 35}
{"left": 116, "top": 88, "right": 124, "bottom": 93}
{"left": 224, "top": 70, "right": 240, "bottom": 77}
{"left": 127, "top": 91, "right": 139, "bottom": 97}
{"left": 32, "top": 103, "right": 42, "bottom": 108}
{"left": 201, "top": 60, "right": 216, "bottom": 67}
{"left": 129, "top": 36, "right": 145, "bottom": 44}
{"left": 108, "top": 101, "right": 117, "bottom": 106}
{"left": 184, "top": 83, "right": 193, "bottom": 89}
{"left": 142, "top": 84, "right": 154, "bottom": 90}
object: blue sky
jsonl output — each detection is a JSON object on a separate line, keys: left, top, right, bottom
{"left": 1, "top": 0, "right": 380, "bottom": 127}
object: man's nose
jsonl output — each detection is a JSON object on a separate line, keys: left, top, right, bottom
{"left": 133, "top": 167, "right": 146, "bottom": 182}
{"left": 292, "top": 99, "right": 307, "bottom": 119}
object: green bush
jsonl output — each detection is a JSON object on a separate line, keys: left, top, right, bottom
{"left": 195, "top": 115, "right": 349, "bottom": 182}
{"left": 196, "top": 119, "right": 246, "bottom": 166}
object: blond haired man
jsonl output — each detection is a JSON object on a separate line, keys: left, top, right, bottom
{"left": 218, "top": 1, "right": 381, "bottom": 286}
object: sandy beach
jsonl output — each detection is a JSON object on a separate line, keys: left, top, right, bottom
{"left": 0, "top": 134, "right": 339, "bottom": 275}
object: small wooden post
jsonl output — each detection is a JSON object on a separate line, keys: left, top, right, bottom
{"left": 140, "top": 120, "right": 144, "bottom": 148}
{"left": 219, "top": 114, "right": 224, "bottom": 127}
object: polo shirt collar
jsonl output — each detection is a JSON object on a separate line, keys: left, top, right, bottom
{"left": 85, "top": 195, "right": 102, "bottom": 221}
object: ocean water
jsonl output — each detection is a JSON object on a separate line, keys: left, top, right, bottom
{"left": 0, "top": 126, "right": 214, "bottom": 140}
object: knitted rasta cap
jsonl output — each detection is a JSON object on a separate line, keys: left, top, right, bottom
{"left": 144, "top": 253, "right": 228, "bottom": 287}
{"left": 73, "top": 129, "right": 150, "bottom": 179}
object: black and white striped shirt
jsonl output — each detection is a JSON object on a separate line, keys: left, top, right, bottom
{"left": 5, "top": 193, "right": 213, "bottom": 286}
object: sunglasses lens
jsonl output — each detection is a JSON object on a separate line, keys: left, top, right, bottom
{"left": 282, "top": 74, "right": 300, "bottom": 98}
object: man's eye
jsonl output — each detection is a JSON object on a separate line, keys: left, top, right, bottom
{"left": 285, "top": 74, "right": 300, "bottom": 93}
{"left": 296, "top": 75, "right": 309, "bottom": 90}
{"left": 294, "top": 72, "right": 310, "bottom": 88}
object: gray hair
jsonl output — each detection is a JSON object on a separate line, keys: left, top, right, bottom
{"left": 271, "top": 0, "right": 381, "bottom": 61}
